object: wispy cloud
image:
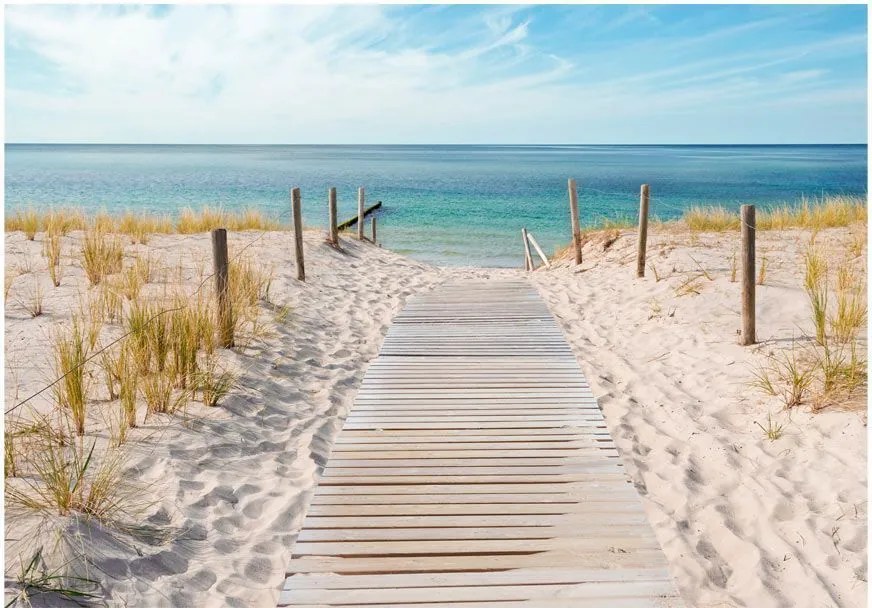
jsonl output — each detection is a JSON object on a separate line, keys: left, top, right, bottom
{"left": 4, "top": 4, "right": 867, "bottom": 143}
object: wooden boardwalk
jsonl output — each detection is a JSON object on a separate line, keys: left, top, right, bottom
{"left": 279, "top": 280, "right": 683, "bottom": 607}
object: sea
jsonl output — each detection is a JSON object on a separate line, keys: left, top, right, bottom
{"left": 4, "top": 144, "right": 867, "bottom": 267}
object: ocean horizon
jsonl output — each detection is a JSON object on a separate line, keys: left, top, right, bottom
{"left": 5, "top": 143, "right": 867, "bottom": 267}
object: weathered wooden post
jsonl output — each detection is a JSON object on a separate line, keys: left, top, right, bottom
{"left": 292, "top": 187, "right": 305, "bottom": 281}
{"left": 741, "top": 204, "right": 756, "bottom": 345}
{"left": 636, "top": 184, "right": 650, "bottom": 278}
{"left": 211, "top": 228, "right": 233, "bottom": 348}
{"left": 357, "top": 187, "right": 365, "bottom": 240}
{"left": 328, "top": 187, "right": 338, "bottom": 246}
{"left": 568, "top": 178, "right": 582, "bottom": 265}
{"left": 371, "top": 216, "right": 377, "bottom": 244}
{"left": 521, "top": 228, "right": 534, "bottom": 271}
{"left": 526, "top": 232, "right": 551, "bottom": 269}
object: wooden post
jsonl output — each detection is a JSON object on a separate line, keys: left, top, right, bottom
{"left": 522, "top": 227, "right": 534, "bottom": 271}
{"left": 292, "top": 187, "right": 305, "bottom": 281}
{"left": 211, "top": 228, "right": 233, "bottom": 348}
{"left": 636, "top": 184, "right": 650, "bottom": 278}
{"left": 357, "top": 187, "right": 365, "bottom": 240}
{"left": 526, "top": 232, "right": 551, "bottom": 269}
{"left": 741, "top": 204, "right": 756, "bottom": 345}
{"left": 371, "top": 216, "right": 377, "bottom": 244}
{"left": 328, "top": 187, "right": 338, "bottom": 246}
{"left": 568, "top": 178, "right": 582, "bottom": 265}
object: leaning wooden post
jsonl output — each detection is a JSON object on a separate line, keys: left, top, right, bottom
{"left": 568, "top": 178, "right": 582, "bottom": 265}
{"left": 327, "top": 187, "right": 338, "bottom": 246}
{"left": 741, "top": 204, "right": 756, "bottom": 345}
{"left": 292, "top": 187, "right": 305, "bottom": 282}
{"left": 521, "top": 227, "right": 534, "bottom": 271}
{"left": 211, "top": 228, "right": 233, "bottom": 348}
{"left": 526, "top": 232, "right": 551, "bottom": 269}
{"left": 357, "top": 187, "right": 365, "bottom": 240}
{"left": 371, "top": 216, "right": 377, "bottom": 244}
{"left": 636, "top": 184, "right": 650, "bottom": 278}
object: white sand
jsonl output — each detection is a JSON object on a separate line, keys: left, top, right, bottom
{"left": 4, "top": 224, "right": 867, "bottom": 607}
{"left": 534, "top": 225, "right": 867, "bottom": 608}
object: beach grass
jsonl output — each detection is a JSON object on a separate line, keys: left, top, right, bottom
{"left": 6, "top": 205, "right": 285, "bottom": 238}
{"left": 683, "top": 195, "right": 866, "bottom": 232}
{"left": 51, "top": 318, "right": 91, "bottom": 436}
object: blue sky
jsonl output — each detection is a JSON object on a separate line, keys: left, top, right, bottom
{"left": 4, "top": 4, "right": 868, "bottom": 144}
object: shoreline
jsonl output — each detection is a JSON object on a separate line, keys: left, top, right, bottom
{"left": 4, "top": 216, "right": 868, "bottom": 607}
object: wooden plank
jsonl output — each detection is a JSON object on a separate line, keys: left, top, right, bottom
{"left": 281, "top": 580, "right": 678, "bottom": 604}
{"left": 296, "top": 524, "right": 658, "bottom": 542}
{"left": 285, "top": 550, "right": 672, "bottom": 574}
{"left": 284, "top": 567, "right": 673, "bottom": 589}
{"left": 313, "top": 482, "right": 623, "bottom": 495}
{"left": 309, "top": 490, "right": 635, "bottom": 504}
{"left": 300, "top": 513, "right": 654, "bottom": 529}
{"left": 305, "top": 501, "right": 648, "bottom": 516}
{"left": 290, "top": 536, "right": 663, "bottom": 556}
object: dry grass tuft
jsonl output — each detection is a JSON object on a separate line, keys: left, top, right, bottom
{"left": 44, "top": 233, "right": 64, "bottom": 287}
{"left": 804, "top": 245, "right": 829, "bottom": 345}
{"left": 51, "top": 318, "right": 91, "bottom": 436}
{"left": 750, "top": 342, "right": 816, "bottom": 408}
{"left": 754, "top": 412, "right": 785, "bottom": 441}
{"left": 82, "top": 228, "right": 123, "bottom": 286}
{"left": 140, "top": 372, "right": 184, "bottom": 416}
{"left": 195, "top": 356, "right": 237, "bottom": 406}
{"left": 5, "top": 430, "right": 132, "bottom": 521}
{"left": 6, "top": 209, "right": 42, "bottom": 240}
{"left": 19, "top": 278, "right": 45, "bottom": 318}
{"left": 829, "top": 260, "right": 867, "bottom": 344}
{"left": 117, "top": 264, "right": 145, "bottom": 301}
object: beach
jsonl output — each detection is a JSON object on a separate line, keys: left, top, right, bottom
{"left": 3, "top": 216, "right": 867, "bottom": 608}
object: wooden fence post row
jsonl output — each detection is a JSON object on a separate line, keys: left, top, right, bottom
{"left": 741, "top": 204, "right": 756, "bottom": 345}
{"left": 211, "top": 228, "right": 234, "bottom": 348}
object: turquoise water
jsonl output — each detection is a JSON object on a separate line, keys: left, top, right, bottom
{"left": 4, "top": 144, "right": 867, "bottom": 267}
